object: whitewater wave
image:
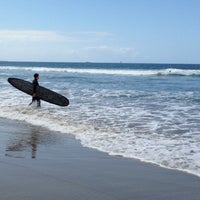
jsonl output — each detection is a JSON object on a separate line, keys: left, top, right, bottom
{"left": 1, "top": 66, "right": 200, "bottom": 76}
{"left": 0, "top": 104, "right": 200, "bottom": 178}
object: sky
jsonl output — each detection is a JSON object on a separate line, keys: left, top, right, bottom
{"left": 0, "top": 0, "right": 200, "bottom": 63}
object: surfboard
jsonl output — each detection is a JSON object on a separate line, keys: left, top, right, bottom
{"left": 8, "top": 78, "right": 69, "bottom": 106}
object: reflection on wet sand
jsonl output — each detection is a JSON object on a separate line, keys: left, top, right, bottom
{"left": 5, "top": 125, "right": 59, "bottom": 159}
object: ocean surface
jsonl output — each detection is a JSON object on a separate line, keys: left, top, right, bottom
{"left": 0, "top": 61, "right": 200, "bottom": 177}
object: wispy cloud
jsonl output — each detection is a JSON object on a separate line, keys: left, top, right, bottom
{"left": 0, "top": 30, "right": 75, "bottom": 44}
{"left": 0, "top": 30, "right": 112, "bottom": 43}
{"left": 85, "top": 45, "right": 136, "bottom": 54}
{"left": 0, "top": 29, "right": 137, "bottom": 62}
{"left": 83, "top": 45, "right": 138, "bottom": 62}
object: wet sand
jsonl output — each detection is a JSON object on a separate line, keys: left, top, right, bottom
{"left": 0, "top": 117, "right": 200, "bottom": 200}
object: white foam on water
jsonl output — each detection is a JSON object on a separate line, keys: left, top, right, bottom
{"left": 0, "top": 89, "right": 199, "bottom": 178}
{"left": 1, "top": 66, "right": 200, "bottom": 76}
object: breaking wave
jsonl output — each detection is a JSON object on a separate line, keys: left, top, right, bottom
{"left": 1, "top": 66, "right": 200, "bottom": 76}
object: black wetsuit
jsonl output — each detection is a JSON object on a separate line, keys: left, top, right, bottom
{"left": 32, "top": 78, "right": 40, "bottom": 106}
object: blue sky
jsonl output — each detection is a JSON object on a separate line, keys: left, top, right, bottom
{"left": 0, "top": 0, "right": 199, "bottom": 63}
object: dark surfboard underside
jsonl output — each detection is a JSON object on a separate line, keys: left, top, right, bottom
{"left": 8, "top": 78, "right": 69, "bottom": 106}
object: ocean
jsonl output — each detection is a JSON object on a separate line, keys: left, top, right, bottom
{"left": 0, "top": 61, "right": 200, "bottom": 177}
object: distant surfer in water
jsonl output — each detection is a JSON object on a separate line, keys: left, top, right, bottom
{"left": 31, "top": 73, "right": 41, "bottom": 107}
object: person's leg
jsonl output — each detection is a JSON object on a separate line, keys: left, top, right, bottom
{"left": 36, "top": 98, "right": 41, "bottom": 107}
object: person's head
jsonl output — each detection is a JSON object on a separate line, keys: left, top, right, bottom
{"left": 34, "top": 73, "right": 39, "bottom": 79}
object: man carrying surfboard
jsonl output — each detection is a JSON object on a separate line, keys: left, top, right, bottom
{"left": 32, "top": 73, "right": 41, "bottom": 107}
{"left": 8, "top": 76, "right": 69, "bottom": 107}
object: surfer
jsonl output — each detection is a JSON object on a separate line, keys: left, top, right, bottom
{"left": 31, "top": 73, "right": 41, "bottom": 107}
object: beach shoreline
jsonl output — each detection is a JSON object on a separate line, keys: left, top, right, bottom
{"left": 0, "top": 117, "right": 200, "bottom": 200}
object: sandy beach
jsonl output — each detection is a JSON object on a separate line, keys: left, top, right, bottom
{"left": 0, "top": 117, "right": 199, "bottom": 200}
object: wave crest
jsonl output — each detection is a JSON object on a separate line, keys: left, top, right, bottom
{"left": 1, "top": 66, "right": 200, "bottom": 76}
